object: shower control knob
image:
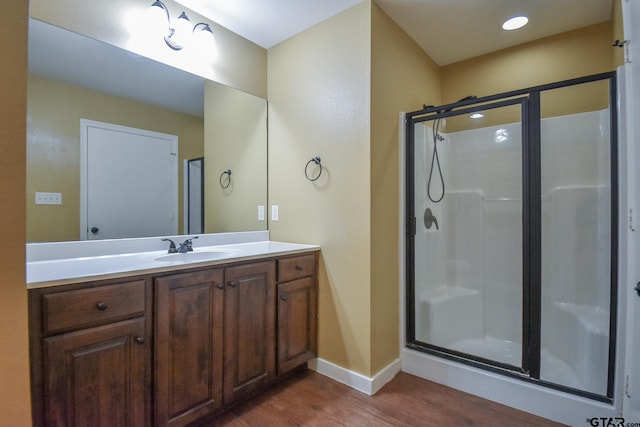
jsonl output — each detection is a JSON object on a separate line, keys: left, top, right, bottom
{"left": 635, "top": 282, "right": 640, "bottom": 298}
{"left": 91, "top": 227, "right": 99, "bottom": 234}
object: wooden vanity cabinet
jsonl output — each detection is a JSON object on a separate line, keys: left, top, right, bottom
{"left": 223, "top": 261, "right": 277, "bottom": 403}
{"left": 277, "top": 253, "right": 318, "bottom": 375}
{"left": 30, "top": 251, "right": 317, "bottom": 427}
{"left": 154, "top": 260, "right": 276, "bottom": 425}
{"left": 29, "top": 279, "right": 152, "bottom": 427}
{"left": 154, "top": 268, "right": 225, "bottom": 426}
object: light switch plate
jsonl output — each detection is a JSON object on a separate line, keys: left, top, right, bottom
{"left": 35, "top": 192, "right": 62, "bottom": 205}
{"left": 271, "top": 205, "right": 279, "bottom": 221}
{"left": 258, "top": 205, "right": 265, "bottom": 221}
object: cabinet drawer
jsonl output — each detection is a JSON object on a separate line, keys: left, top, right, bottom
{"left": 278, "top": 253, "right": 316, "bottom": 282}
{"left": 43, "top": 281, "right": 146, "bottom": 334}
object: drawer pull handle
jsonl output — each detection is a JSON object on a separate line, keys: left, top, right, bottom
{"left": 228, "top": 281, "right": 238, "bottom": 288}
{"left": 96, "top": 302, "right": 108, "bottom": 311}
{"left": 135, "top": 336, "right": 145, "bottom": 345}
{"left": 281, "top": 295, "right": 288, "bottom": 301}
{"left": 216, "top": 283, "right": 225, "bottom": 290}
{"left": 295, "top": 265, "right": 303, "bottom": 271}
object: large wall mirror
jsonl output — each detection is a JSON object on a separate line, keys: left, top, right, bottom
{"left": 27, "top": 18, "right": 267, "bottom": 243}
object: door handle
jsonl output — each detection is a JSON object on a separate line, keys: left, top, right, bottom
{"left": 635, "top": 282, "right": 640, "bottom": 298}
{"left": 91, "top": 227, "right": 99, "bottom": 234}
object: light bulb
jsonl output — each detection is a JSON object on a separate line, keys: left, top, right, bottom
{"left": 148, "top": 1, "right": 170, "bottom": 36}
{"left": 502, "top": 16, "right": 528, "bottom": 31}
{"left": 192, "top": 24, "right": 218, "bottom": 62}
{"left": 171, "top": 12, "right": 191, "bottom": 48}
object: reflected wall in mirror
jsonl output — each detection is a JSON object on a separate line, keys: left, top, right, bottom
{"left": 26, "top": 18, "right": 268, "bottom": 242}
{"left": 204, "top": 82, "right": 267, "bottom": 232}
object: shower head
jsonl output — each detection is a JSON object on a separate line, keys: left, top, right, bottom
{"left": 442, "top": 95, "right": 477, "bottom": 112}
{"left": 423, "top": 96, "right": 476, "bottom": 114}
{"left": 457, "top": 95, "right": 477, "bottom": 102}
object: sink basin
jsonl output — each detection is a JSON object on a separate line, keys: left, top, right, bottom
{"left": 154, "top": 250, "right": 239, "bottom": 263}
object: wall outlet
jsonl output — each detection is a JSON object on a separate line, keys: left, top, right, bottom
{"left": 35, "top": 192, "right": 62, "bottom": 205}
{"left": 258, "top": 205, "right": 265, "bottom": 221}
{"left": 271, "top": 205, "right": 279, "bottom": 221}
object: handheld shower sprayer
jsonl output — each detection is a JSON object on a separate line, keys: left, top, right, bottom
{"left": 426, "top": 95, "right": 477, "bottom": 204}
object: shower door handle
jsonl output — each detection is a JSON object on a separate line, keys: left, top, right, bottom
{"left": 635, "top": 282, "right": 640, "bottom": 298}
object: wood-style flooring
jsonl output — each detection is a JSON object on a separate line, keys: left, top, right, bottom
{"left": 198, "top": 369, "right": 563, "bottom": 426}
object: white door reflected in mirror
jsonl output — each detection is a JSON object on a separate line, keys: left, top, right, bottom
{"left": 80, "top": 119, "right": 179, "bottom": 240}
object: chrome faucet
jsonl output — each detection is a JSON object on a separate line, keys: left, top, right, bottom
{"left": 161, "top": 238, "right": 178, "bottom": 253}
{"left": 161, "top": 236, "right": 199, "bottom": 253}
{"left": 178, "top": 236, "right": 199, "bottom": 253}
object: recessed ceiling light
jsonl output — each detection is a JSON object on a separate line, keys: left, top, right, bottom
{"left": 470, "top": 112, "right": 484, "bottom": 119}
{"left": 502, "top": 16, "right": 529, "bottom": 31}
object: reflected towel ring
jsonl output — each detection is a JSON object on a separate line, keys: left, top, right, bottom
{"left": 219, "top": 169, "right": 232, "bottom": 189}
{"left": 305, "top": 157, "right": 322, "bottom": 182}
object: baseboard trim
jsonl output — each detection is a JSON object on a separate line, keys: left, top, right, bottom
{"left": 308, "top": 358, "right": 401, "bottom": 396}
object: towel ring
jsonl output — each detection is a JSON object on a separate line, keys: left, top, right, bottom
{"left": 305, "top": 157, "right": 322, "bottom": 182}
{"left": 219, "top": 169, "right": 232, "bottom": 189}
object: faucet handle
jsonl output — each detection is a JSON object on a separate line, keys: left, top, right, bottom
{"left": 424, "top": 208, "right": 439, "bottom": 230}
{"left": 181, "top": 236, "right": 199, "bottom": 252}
{"left": 161, "top": 238, "right": 177, "bottom": 253}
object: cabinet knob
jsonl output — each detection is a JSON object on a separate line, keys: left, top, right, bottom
{"left": 281, "top": 295, "right": 288, "bottom": 301}
{"left": 135, "top": 336, "right": 145, "bottom": 345}
{"left": 216, "top": 283, "right": 225, "bottom": 290}
{"left": 295, "top": 265, "right": 303, "bottom": 271}
{"left": 228, "top": 281, "right": 238, "bottom": 288}
{"left": 96, "top": 302, "right": 108, "bottom": 311}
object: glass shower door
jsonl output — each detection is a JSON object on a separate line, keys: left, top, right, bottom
{"left": 411, "top": 99, "right": 527, "bottom": 370}
{"left": 406, "top": 72, "right": 618, "bottom": 401}
{"left": 538, "top": 80, "right": 614, "bottom": 396}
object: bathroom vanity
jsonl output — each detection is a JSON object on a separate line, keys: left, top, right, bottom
{"left": 27, "top": 235, "right": 318, "bottom": 426}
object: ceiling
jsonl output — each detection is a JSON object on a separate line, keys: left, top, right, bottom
{"left": 28, "top": 0, "right": 614, "bottom": 117}
{"left": 176, "top": 0, "right": 613, "bottom": 66}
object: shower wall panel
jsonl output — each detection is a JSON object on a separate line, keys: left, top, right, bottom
{"left": 413, "top": 109, "right": 611, "bottom": 390}
{"left": 539, "top": 109, "right": 611, "bottom": 395}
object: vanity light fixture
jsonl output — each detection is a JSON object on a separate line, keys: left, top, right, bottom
{"left": 470, "top": 112, "right": 484, "bottom": 119}
{"left": 149, "top": 0, "right": 217, "bottom": 58}
{"left": 502, "top": 16, "right": 529, "bottom": 31}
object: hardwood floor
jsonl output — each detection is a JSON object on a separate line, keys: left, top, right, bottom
{"left": 197, "top": 369, "right": 563, "bottom": 426}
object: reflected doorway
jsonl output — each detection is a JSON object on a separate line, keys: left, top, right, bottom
{"left": 185, "top": 157, "right": 204, "bottom": 234}
{"left": 80, "top": 119, "right": 178, "bottom": 240}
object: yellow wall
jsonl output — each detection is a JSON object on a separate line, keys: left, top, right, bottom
{"left": 370, "top": 3, "right": 441, "bottom": 373}
{"left": 0, "top": 0, "right": 31, "bottom": 425}
{"left": 26, "top": 76, "right": 204, "bottom": 242}
{"left": 442, "top": 22, "right": 615, "bottom": 104}
{"left": 204, "top": 81, "right": 268, "bottom": 232}
{"left": 440, "top": 22, "right": 615, "bottom": 132}
{"left": 268, "top": 1, "right": 373, "bottom": 375}
{"left": 29, "top": 0, "right": 268, "bottom": 98}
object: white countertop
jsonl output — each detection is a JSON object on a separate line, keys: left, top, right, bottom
{"left": 27, "top": 240, "right": 319, "bottom": 288}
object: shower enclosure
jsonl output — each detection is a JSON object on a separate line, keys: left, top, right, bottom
{"left": 405, "top": 72, "right": 618, "bottom": 401}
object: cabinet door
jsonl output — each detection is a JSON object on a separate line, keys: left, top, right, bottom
{"left": 155, "top": 269, "right": 225, "bottom": 426}
{"left": 278, "top": 277, "right": 317, "bottom": 374}
{"left": 43, "top": 317, "right": 147, "bottom": 427}
{"left": 224, "top": 261, "right": 276, "bottom": 404}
